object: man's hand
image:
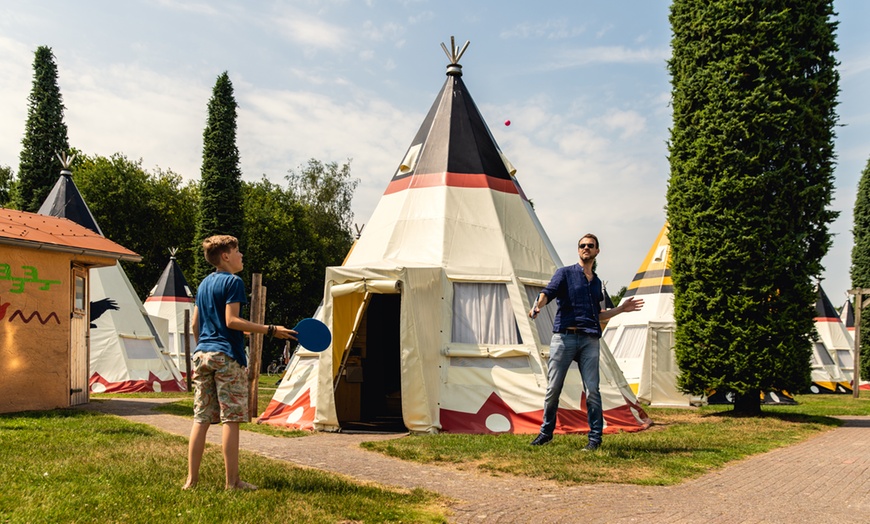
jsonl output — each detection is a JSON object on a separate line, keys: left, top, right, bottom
{"left": 620, "top": 297, "right": 644, "bottom": 313}
{"left": 529, "top": 306, "right": 540, "bottom": 319}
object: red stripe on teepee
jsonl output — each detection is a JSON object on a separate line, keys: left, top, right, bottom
{"left": 144, "top": 296, "right": 194, "bottom": 303}
{"left": 384, "top": 172, "right": 520, "bottom": 195}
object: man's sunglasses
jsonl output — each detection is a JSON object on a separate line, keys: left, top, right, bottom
{"left": 578, "top": 243, "right": 596, "bottom": 249}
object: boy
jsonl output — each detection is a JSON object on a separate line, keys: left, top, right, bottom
{"left": 183, "top": 235, "right": 295, "bottom": 490}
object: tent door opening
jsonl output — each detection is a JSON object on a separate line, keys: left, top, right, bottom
{"left": 335, "top": 293, "right": 404, "bottom": 432}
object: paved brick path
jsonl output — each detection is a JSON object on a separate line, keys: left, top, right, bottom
{"left": 79, "top": 398, "right": 870, "bottom": 523}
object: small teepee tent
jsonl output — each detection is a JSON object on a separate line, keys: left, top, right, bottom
{"left": 602, "top": 223, "right": 700, "bottom": 406}
{"left": 144, "top": 249, "right": 196, "bottom": 375}
{"left": 38, "top": 161, "right": 186, "bottom": 393}
{"left": 811, "top": 285, "right": 853, "bottom": 393}
{"left": 259, "top": 39, "right": 650, "bottom": 434}
{"left": 839, "top": 297, "right": 855, "bottom": 338}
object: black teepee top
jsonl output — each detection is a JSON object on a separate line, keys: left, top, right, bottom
{"left": 148, "top": 250, "right": 194, "bottom": 302}
{"left": 37, "top": 155, "right": 103, "bottom": 236}
{"left": 384, "top": 38, "right": 521, "bottom": 198}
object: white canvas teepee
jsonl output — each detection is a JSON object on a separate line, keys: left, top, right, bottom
{"left": 144, "top": 250, "right": 196, "bottom": 376}
{"left": 811, "top": 285, "right": 853, "bottom": 393}
{"left": 38, "top": 165, "right": 186, "bottom": 393}
{"left": 602, "top": 223, "right": 701, "bottom": 407}
{"left": 260, "top": 40, "right": 651, "bottom": 434}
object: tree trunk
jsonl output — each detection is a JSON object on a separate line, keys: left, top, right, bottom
{"left": 733, "top": 391, "right": 762, "bottom": 416}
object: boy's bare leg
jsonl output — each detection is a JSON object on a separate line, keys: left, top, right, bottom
{"left": 183, "top": 421, "right": 210, "bottom": 489}
{"left": 223, "top": 422, "right": 256, "bottom": 490}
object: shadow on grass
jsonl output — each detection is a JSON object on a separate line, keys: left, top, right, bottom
{"left": 698, "top": 409, "right": 842, "bottom": 426}
{"left": 0, "top": 408, "right": 102, "bottom": 421}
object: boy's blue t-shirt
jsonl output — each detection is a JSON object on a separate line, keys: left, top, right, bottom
{"left": 195, "top": 271, "right": 249, "bottom": 366}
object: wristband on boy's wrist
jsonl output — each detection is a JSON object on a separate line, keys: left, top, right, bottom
{"left": 266, "top": 325, "right": 275, "bottom": 338}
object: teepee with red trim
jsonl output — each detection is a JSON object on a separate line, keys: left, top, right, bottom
{"left": 38, "top": 161, "right": 185, "bottom": 393}
{"left": 144, "top": 250, "right": 196, "bottom": 375}
{"left": 259, "top": 38, "right": 650, "bottom": 434}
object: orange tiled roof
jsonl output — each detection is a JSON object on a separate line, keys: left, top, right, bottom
{"left": 0, "top": 208, "right": 140, "bottom": 261}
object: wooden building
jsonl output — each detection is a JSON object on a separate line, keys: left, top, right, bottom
{"left": 0, "top": 208, "right": 139, "bottom": 414}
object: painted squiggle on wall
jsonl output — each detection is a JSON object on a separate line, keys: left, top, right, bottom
{"left": 9, "top": 309, "right": 60, "bottom": 325}
{"left": 0, "top": 296, "right": 60, "bottom": 325}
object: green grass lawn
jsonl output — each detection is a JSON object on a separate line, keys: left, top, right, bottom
{"left": 52, "top": 382, "right": 870, "bottom": 520}
{"left": 361, "top": 392, "right": 870, "bottom": 486}
{"left": 0, "top": 409, "right": 448, "bottom": 523}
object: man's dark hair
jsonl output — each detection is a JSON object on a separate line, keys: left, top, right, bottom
{"left": 578, "top": 233, "right": 599, "bottom": 249}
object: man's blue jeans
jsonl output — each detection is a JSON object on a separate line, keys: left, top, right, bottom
{"left": 539, "top": 332, "right": 602, "bottom": 442}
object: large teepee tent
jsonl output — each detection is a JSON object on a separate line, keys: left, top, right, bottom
{"left": 38, "top": 162, "right": 186, "bottom": 393}
{"left": 144, "top": 250, "right": 196, "bottom": 375}
{"left": 260, "top": 39, "right": 650, "bottom": 434}
{"left": 602, "top": 223, "right": 701, "bottom": 406}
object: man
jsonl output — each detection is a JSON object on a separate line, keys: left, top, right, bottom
{"left": 528, "top": 233, "right": 643, "bottom": 450}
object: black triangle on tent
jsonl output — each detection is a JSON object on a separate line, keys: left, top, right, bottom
{"left": 814, "top": 284, "right": 840, "bottom": 320}
{"left": 384, "top": 38, "right": 522, "bottom": 199}
{"left": 149, "top": 250, "right": 194, "bottom": 301}
{"left": 840, "top": 298, "right": 855, "bottom": 329}
{"left": 37, "top": 155, "right": 103, "bottom": 236}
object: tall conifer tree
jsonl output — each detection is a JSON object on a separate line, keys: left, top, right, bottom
{"left": 850, "top": 157, "right": 870, "bottom": 380}
{"left": 194, "top": 72, "right": 244, "bottom": 282}
{"left": 15, "top": 46, "right": 69, "bottom": 212}
{"left": 667, "top": 1, "right": 840, "bottom": 413}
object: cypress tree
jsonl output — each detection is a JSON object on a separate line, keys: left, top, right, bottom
{"left": 850, "top": 156, "right": 870, "bottom": 380}
{"left": 14, "top": 46, "right": 69, "bottom": 212}
{"left": 667, "top": 1, "right": 839, "bottom": 414}
{"left": 194, "top": 72, "right": 244, "bottom": 283}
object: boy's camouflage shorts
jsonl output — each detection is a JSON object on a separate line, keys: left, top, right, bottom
{"left": 191, "top": 351, "right": 249, "bottom": 424}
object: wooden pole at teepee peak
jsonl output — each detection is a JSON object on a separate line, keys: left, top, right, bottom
{"left": 849, "top": 288, "right": 870, "bottom": 399}
{"left": 247, "top": 274, "right": 265, "bottom": 421}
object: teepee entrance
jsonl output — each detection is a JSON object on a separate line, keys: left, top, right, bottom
{"left": 334, "top": 292, "right": 405, "bottom": 432}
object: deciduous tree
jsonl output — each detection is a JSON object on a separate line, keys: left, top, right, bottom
{"left": 74, "top": 153, "right": 199, "bottom": 297}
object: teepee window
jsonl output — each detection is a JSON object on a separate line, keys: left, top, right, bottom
{"left": 610, "top": 326, "right": 647, "bottom": 359}
{"left": 813, "top": 343, "right": 836, "bottom": 366}
{"left": 452, "top": 283, "right": 521, "bottom": 345}
{"left": 120, "top": 336, "right": 159, "bottom": 360}
{"left": 836, "top": 349, "right": 853, "bottom": 369}
{"left": 524, "top": 285, "right": 556, "bottom": 343}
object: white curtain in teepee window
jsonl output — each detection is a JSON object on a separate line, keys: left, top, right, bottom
{"left": 452, "top": 282, "right": 521, "bottom": 345}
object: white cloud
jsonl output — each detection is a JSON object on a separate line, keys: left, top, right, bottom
{"left": 544, "top": 45, "right": 670, "bottom": 70}
{"left": 592, "top": 109, "right": 646, "bottom": 139}
{"left": 500, "top": 19, "right": 586, "bottom": 40}
{"left": 269, "top": 12, "right": 348, "bottom": 50}
{"left": 154, "top": 0, "right": 219, "bottom": 16}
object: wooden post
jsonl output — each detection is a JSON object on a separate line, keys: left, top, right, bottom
{"left": 848, "top": 288, "right": 870, "bottom": 398}
{"left": 183, "top": 310, "right": 192, "bottom": 391}
{"left": 247, "top": 274, "right": 265, "bottom": 421}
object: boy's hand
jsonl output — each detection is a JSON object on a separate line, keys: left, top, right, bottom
{"left": 272, "top": 326, "right": 297, "bottom": 341}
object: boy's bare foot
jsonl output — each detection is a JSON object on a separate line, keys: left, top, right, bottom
{"left": 182, "top": 479, "right": 197, "bottom": 490}
{"left": 227, "top": 480, "right": 257, "bottom": 491}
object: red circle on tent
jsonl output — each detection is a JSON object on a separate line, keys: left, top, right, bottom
{"left": 504, "top": 119, "right": 511, "bottom": 126}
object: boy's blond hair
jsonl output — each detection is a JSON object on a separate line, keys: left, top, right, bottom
{"left": 202, "top": 235, "right": 238, "bottom": 267}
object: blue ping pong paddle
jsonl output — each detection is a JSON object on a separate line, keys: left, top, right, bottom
{"left": 293, "top": 318, "right": 331, "bottom": 352}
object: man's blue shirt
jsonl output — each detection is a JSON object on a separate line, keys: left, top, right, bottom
{"left": 195, "top": 271, "right": 249, "bottom": 366}
{"left": 541, "top": 263, "right": 605, "bottom": 336}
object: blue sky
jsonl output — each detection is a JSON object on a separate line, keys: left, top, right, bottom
{"left": 1, "top": 1, "right": 868, "bottom": 301}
